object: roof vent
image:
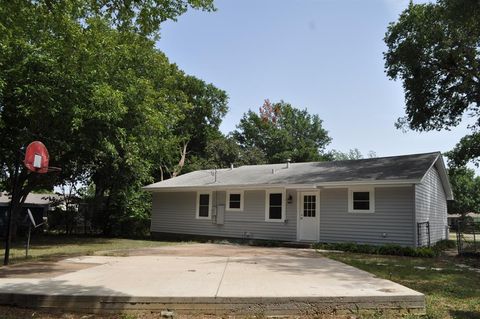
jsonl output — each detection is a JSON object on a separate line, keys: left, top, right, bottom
{"left": 271, "top": 168, "right": 276, "bottom": 174}
{"left": 230, "top": 163, "right": 234, "bottom": 170}
{"left": 286, "top": 158, "right": 291, "bottom": 168}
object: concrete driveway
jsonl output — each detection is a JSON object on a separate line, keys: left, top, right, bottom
{"left": 0, "top": 243, "right": 424, "bottom": 315}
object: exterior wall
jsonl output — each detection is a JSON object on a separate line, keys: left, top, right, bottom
{"left": 415, "top": 166, "right": 448, "bottom": 246}
{"left": 151, "top": 186, "right": 420, "bottom": 246}
{"left": 319, "top": 187, "right": 415, "bottom": 246}
{"left": 150, "top": 189, "right": 298, "bottom": 241}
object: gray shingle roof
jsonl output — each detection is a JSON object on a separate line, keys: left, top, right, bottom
{"left": 144, "top": 152, "right": 443, "bottom": 190}
{"left": 0, "top": 192, "right": 61, "bottom": 205}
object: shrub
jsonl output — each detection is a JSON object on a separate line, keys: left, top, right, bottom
{"left": 433, "top": 239, "right": 456, "bottom": 250}
{"left": 313, "top": 242, "right": 438, "bottom": 257}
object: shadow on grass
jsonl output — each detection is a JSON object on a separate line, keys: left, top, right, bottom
{"left": 449, "top": 310, "right": 480, "bottom": 319}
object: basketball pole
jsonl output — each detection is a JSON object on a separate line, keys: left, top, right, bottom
{"left": 3, "top": 148, "right": 21, "bottom": 266}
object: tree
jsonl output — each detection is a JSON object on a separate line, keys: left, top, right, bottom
{"left": 233, "top": 100, "right": 331, "bottom": 163}
{"left": 330, "top": 149, "right": 377, "bottom": 161}
{"left": 384, "top": 0, "right": 480, "bottom": 166}
{"left": 0, "top": 0, "right": 223, "bottom": 238}
{"left": 447, "top": 166, "right": 480, "bottom": 214}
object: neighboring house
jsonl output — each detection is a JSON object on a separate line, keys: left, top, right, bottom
{"left": 0, "top": 192, "right": 60, "bottom": 236}
{"left": 448, "top": 212, "right": 480, "bottom": 228}
{"left": 144, "top": 152, "right": 453, "bottom": 247}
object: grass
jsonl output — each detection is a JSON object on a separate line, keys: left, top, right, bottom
{"left": 319, "top": 251, "right": 480, "bottom": 319}
{"left": 0, "top": 234, "right": 174, "bottom": 264}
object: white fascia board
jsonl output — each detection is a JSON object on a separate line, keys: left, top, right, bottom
{"left": 143, "top": 184, "right": 312, "bottom": 192}
{"left": 316, "top": 180, "right": 419, "bottom": 188}
{"left": 143, "top": 180, "right": 419, "bottom": 192}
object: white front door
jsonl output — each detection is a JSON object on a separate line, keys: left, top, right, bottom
{"left": 298, "top": 191, "right": 319, "bottom": 241}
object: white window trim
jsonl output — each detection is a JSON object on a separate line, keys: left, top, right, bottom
{"left": 348, "top": 187, "right": 375, "bottom": 213}
{"left": 196, "top": 191, "right": 212, "bottom": 219}
{"left": 265, "top": 189, "right": 286, "bottom": 222}
{"left": 225, "top": 190, "right": 244, "bottom": 211}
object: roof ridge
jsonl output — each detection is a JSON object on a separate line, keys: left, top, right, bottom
{"left": 236, "top": 151, "right": 441, "bottom": 168}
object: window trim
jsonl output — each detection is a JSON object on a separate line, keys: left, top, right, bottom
{"left": 265, "top": 189, "right": 286, "bottom": 222}
{"left": 225, "top": 190, "right": 244, "bottom": 212}
{"left": 196, "top": 191, "right": 212, "bottom": 219}
{"left": 348, "top": 187, "right": 375, "bottom": 213}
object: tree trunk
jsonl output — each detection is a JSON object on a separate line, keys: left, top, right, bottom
{"left": 172, "top": 142, "right": 188, "bottom": 178}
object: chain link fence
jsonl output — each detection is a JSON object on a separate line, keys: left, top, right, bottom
{"left": 455, "top": 218, "right": 479, "bottom": 255}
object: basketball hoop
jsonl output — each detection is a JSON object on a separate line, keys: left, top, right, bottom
{"left": 24, "top": 141, "right": 50, "bottom": 173}
{"left": 4, "top": 140, "right": 62, "bottom": 265}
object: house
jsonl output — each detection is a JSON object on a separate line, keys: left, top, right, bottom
{"left": 144, "top": 152, "right": 453, "bottom": 247}
{"left": 0, "top": 192, "right": 60, "bottom": 236}
{"left": 448, "top": 212, "right": 480, "bottom": 229}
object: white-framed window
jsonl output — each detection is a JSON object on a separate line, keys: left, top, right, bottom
{"left": 348, "top": 187, "right": 375, "bottom": 213}
{"left": 265, "top": 189, "right": 286, "bottom": 222}
{"left": 226, "top": 190, "right": 244, "bottom": 211}
{"left": 196, "top": 191, "right": 212, "bottom": 219}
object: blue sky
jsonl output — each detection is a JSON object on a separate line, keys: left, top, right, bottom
{"left": 156, "top": 0, "right": 474, "bottom": 165}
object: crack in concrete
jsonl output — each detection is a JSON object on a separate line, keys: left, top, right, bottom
{"left": 215, "top": 257, "right": 229, "bottom": 297}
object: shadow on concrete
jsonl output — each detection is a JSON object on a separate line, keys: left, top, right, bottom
{"left": 0, "top": 261, "right": 97, "bottom": 279}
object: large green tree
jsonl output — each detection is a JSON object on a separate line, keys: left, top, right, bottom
{"left": 384, "top": 0, "right": 480, "bottom": 166}
{"left": 233, "top": 100, "right": 331, "bottom": 163}
{"left": 0, "top": 0, "right": 223, "bottom": 237}
{"left": 447, "top": 166, "right": 480, "bottom": 214}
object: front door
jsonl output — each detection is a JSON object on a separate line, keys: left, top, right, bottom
{"left": 298, "top": 191, "right": 319, "bottom": 241}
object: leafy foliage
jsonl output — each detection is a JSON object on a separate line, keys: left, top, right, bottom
{"left": 447, "top": 166, "right": 480, "bottom": 214}
{"left": 233, "top": 100, "right": 331, "bottom": 163}
{"left": 0, "top": 0, "right": 225, "bottom": 236}
{"left": 313, "top": 240, "right": 456, "bottom": 258}
{"left": 329, "top": 148, "right": 377, "bottom": 161}
{"left": 384, "top": 0, "right": 480, "bottom": 165}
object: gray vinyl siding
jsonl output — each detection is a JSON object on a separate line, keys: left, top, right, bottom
{"left": 415, "top": 166, "right": 448, "bottom": 246}
{"left": 151, "top": 189, "right": 298, "bottom": 241}
{"left": 319, "top": 187, "right": 415, "bottom": 246}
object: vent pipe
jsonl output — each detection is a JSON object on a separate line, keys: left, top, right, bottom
{"left": 230, "top": 163, "right": 234, "bottom": 170}
{"left": 286, "top": 158, "right": 291, "bottom": 168}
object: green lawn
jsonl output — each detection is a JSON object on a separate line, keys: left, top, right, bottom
{"left": 0, "top": 235, "right": 174, "bottom": 264}
{"left": 320, "top": 251, "right": 480, "bottom": 319}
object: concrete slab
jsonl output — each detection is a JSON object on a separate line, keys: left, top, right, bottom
{"left": 0, "top": 244, "right": 424, "bottom": 315}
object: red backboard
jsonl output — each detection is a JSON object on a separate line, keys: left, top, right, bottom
{"left": 24, "top": 141, "right": 49, "bottom": 173}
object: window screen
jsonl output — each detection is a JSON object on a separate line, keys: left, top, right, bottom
{"left": 198, "top": 194, "right": 210, "bottom": 217}
{"left": 229, "top": 193, "right": 241, "bottom": 209}
{"left": 353, "top": 191, "right": 370, "bottom": 210}
{"left": 269, "top": 193, "right": 282, "bottom": 219}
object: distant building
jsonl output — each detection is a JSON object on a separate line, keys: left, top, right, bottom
{"left": 0, "top": 192, "right": 60, "bottom": 236}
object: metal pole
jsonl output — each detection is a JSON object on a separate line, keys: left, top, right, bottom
{"left": 26, "top": 223, "right": 31, "bottom": 258}
{"left": 3, "top": 150, "right": 21, "bottom": 266}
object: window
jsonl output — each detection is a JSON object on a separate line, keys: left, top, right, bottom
{"left": 348, "top": 187, "right": 375, "bottom": 213}
{"left": 196, "top": 192, "right": 212, "bottom": 219}
{"left": 265, "top": 189, "right": 285, "bottom": 221}
{"left": 303, "top": 195, "right": 316, "bottom": 217}
{"left": 226, "top": 190, "right": 244, "bottom": 211}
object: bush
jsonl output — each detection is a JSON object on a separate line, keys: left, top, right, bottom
{"left": 433, "top": 239, "right": 456, "bottom": 250}
{"left": 313, "top": 242, "right": 438, "bottom": 257}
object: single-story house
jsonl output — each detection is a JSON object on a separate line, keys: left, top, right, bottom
{"left": 144, "top": 152, "right": 453, "bottom": 247}
{"left": 0, "top": 192, "right": 60, "bottom": 236}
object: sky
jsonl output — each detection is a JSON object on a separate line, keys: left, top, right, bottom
{"left": 156, "top": 0, "right": 475, "bottom": 167}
